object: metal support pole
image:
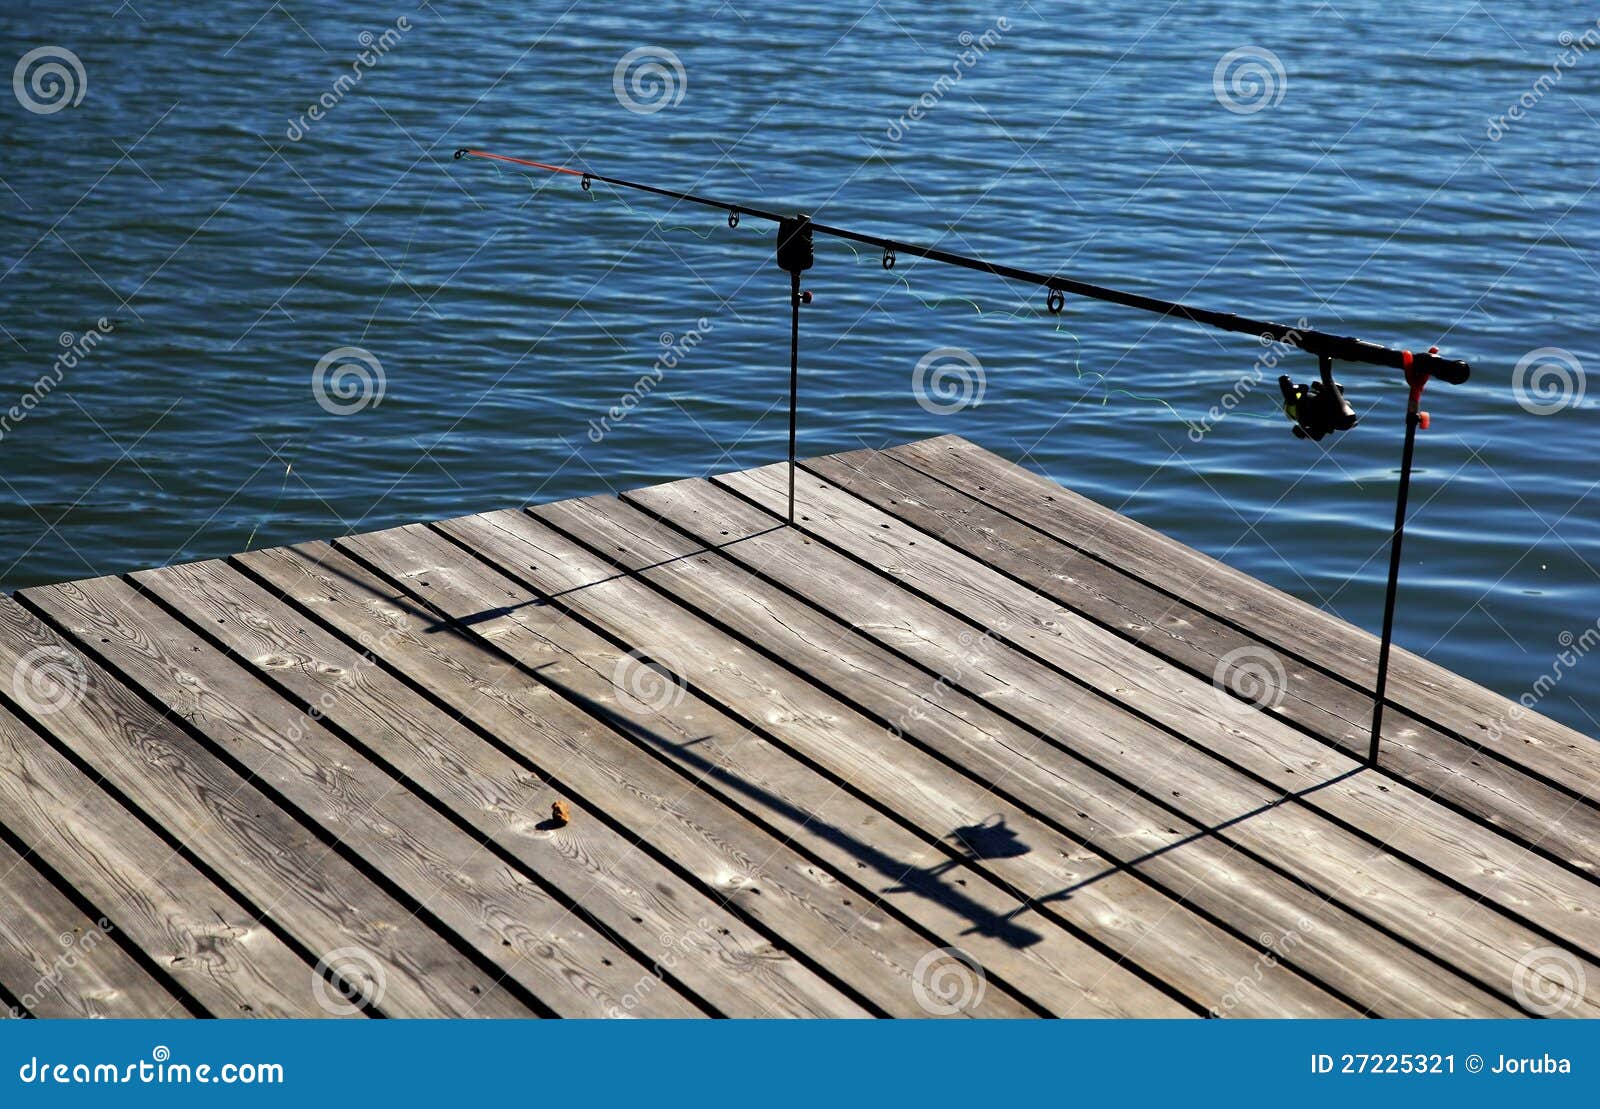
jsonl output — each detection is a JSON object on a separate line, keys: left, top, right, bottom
{"left": 787, "top": 268, "right": 800, "bottom": 525}
{"left": 1368, "top": 407, "right": 1421, "bottom": 766}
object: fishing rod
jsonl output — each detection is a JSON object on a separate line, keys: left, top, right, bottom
{"left": 453, "top": 146, "right": 1476, "bottom": 769}
{"left": 454, "top": 148, "right": 1471, "bottom": 387}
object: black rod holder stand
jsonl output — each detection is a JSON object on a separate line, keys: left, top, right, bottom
{"left": 777, "top": 214, "right": 813, "bottom": 526}
{"left": 1367, "top": 360, "right": 1433, "bottom": 766}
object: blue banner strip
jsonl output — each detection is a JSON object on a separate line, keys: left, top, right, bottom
{"left": 3, "top": 1020, "right": 1592, "bottom": 1105}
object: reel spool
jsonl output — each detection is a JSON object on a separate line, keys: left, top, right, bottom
{"left": 1279, "top": 355, "right": 1358, "bottom": 441}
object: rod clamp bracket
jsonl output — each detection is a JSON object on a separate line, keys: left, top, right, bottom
{"left": 776, "top": 213, "right": 814, "bottom": 274}
{"left": 1401, "top": 348, "right": 1436, "bottom": 427}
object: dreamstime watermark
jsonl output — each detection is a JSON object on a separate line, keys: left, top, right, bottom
{"left": 912, "top": 347, "right": 985, "bottom": 415}
{"left": 17, "top": 1047, "right": 283, "bottom": 1086}
{"left": 1213, "top": 47, "right": 1287, "bottom": 114}
{"left": 1212, "top": 644, "right": 1287, "bottom": 711}
{"left": 605, "top": 917, "right": 733, "bottom": 1018}
{"left": 613, "top": 47, "right": 686, "bottom": 114}
{"left": 0, "top": 318, "right": 113, "bottom": 446}
{"left": 889, "top": 620, "right": 1009, "bottom": 740}
{"left": 13, "top": 46, "right": 86, "bottom": 114}
{"left": 884, "top": 19, "right": 1010, "bottom": 142}
{"left": 1211, "top": 915, "right": 1319, "bottom": 1015}
{"left": 1186, "top": 318, "right": 1307, "bottom": 441}
{"left": 612, "top": 648, "right": 688, "bottom": 715}
{"left": 11, "top": 645, "right": 88, "bottom": 717}
{"left": 587, "top": 318, "right": 714, "bottom": 443}
{"left": 285, "top": 17, "right": 412, "bottom": 141}
{"left": 912, "top": 946, "right": 987, "bottom": 1015}
{"left": 1487, "top": 22, "right": 1600, "bottom": 141}
{"left": 312, "top": 345, "right": 386, "bottom": 414}
{"left": 312, "top": 946, "right": 388, "bottom": 1014}
{"left": 1512, "top": 346, "right": 1584, "bottom": 415}
{"left": 6, "top": 918, "right": 114, "bottom": 1018}
{"left": 1511, "top": 946, "right": 1586, "bottom": 1016}
{"left": 277, "top": 619, "right": 409, "bottom": 748}
{"left": 1481, "top": 618, "right": 1599, "bottom": 743}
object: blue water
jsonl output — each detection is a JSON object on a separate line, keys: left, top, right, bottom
{"left": 2, "top": 2, "right": 1596, "bottom": 736}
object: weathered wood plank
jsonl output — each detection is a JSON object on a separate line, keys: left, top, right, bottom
{"left": 624, "top": 476, "right": 1600, "bottom": 1017}
{"left": 5, "top": 433, "right": 1588, "bottom": 1019}
{"left": 0, "top": 837, "right": 179, "bottom": 1018}
{"left": 892, "top": 435, "right": 1600, "bottom": 802}
{"left": 433, "top": 508, "right": 1358, "bottom": 1017}
{"left": 806, "top": 446, "right": 1600, "bottom": 879}
{"left": 238, "top": 537, "right": 1024, "bottom": 1019}
{"left": 310, "top": 533, "right": 1177, "bottom": 1019}
{"left": 536, "top": 490, "right": 1521, "bottom": 1017}
{"left": 26, "top": 574, "right": 686, "bottom": 1019}
{"left": 130, "top": 558, "right": 856, "bottom": 1019}
{"left": 0, "top": 698, "right": 347, "bottom": 1018}
{"left": 706, "top": 462, "right": 1600, "bottom": 965}
{"left": 0, "top": 594, "right": 522, "bottom": 1018}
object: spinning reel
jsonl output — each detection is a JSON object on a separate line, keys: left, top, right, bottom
{"left": 1279, "top": 355, "right": 1358, "bottom": 441}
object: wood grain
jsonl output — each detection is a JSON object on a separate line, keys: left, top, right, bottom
{"left": 0, "top": 594, "right": 522, "bottom": 1018}
{"left": 26, "top": 573, "right": 686, "bottom": 1019}
{"left": 129, "top": 557, "right": 853, "bottom": 1019}
{"left": 434, "top": 507, "right": 1357, "bottom": 1017}
{"left": 0, "top": 698, "right": 347, "bottom": 1018}
{"left": 0, "top": 836, "right": 178, "bottom": 1018}
{"left": 240, "top": 536, "right": 1008, "bottom": 1018}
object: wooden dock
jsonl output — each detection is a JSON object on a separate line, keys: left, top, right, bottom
{"left": 1, "top": 434, "right": 1595, "bottom": 1018}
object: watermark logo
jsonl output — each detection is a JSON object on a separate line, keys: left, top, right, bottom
{"left": 1482, "top": 620, "right": 1599, "bottom": 743}
{"left": 1, "top": 317, "right": 112, "bottom": 446}
{"left": 1211, "top": 915, "right": 1318, "bottom": 1015}
{"left": 13, "top": 46, "right": 86, "bottom": 115}
{"left": 613, "top": 47, "right": 686, "bottom": 115}
{"left": 7, "top": 918, "right": 114, "bottom": 1017}
{"left": 12, "top": 646, "right": 88, "bottom": 717}
{"left": 587, "top": 317, "right": 714, "bottom": 443}
{"left": 889, "top": 620, "right": 1009, "bottom": 740}
{"left": 286, "top": 18, "right": 413, "bottom": 141}
{"left": 312, "top": 346, "right": 386, "bottom": 415}
{"left": 18, "top": 1045, "right": 283, "bottom": 1085}
{"left": 911, "top": 946, "right": 986, "bottom": 1015}
{"left": 884, "top": 19, "right": 1009, "bottom": 142}
{"left": 1213, "top": 47, "right": 1286, "bottom": 115}
{"left": 612, "top": 649, "right": 687, "bottom": 715}
{"left": 1212, "top": 644, "right": 1287, "bottom": 711}
{"left": 1487, "top": 23, "right": 1600, "bottom": 141}
{"left": 913, "top": 347, "right": 985, "bottom": 415}
{"left": 1513, "top": 346, "right": 1584, "bottom": 415}
{"left": 1512, "top": 946, "right": 1586, "bottom": 1016}
{"left": 312, "top": 946, "right": 387, "bottom": 1013}
{"left": 1186, "top": 319, "right": 1307, "bottom": 442}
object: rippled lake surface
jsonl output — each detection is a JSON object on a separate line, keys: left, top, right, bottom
{"left": 2, "top": 2, "right": 1597, "bottom": 734}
